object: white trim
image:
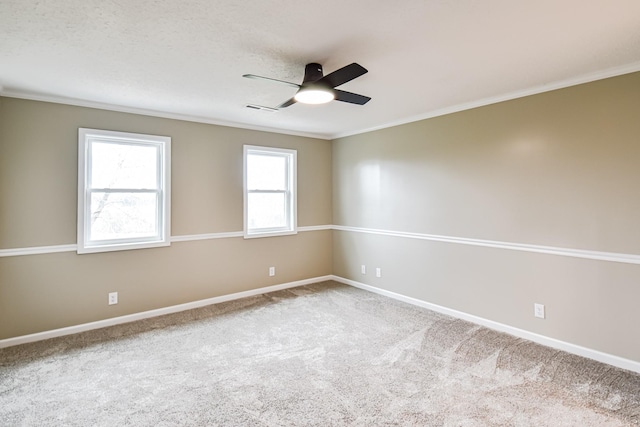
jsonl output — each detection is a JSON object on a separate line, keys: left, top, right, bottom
{"left": 298, "top": 225, "right": 332, "bottom": 232}
{"left": 333, "top": 225, "right": 640, "bottom": 265}
{"left": 0, "top": 226, "right": 332, "bottom": 257}
{"left": 334, "top": 61, "right": 640, "bottom": 139}
{"left": 243, "top": 145, "right": 297, "bottom": 239}
{"left": 77, "top": 128, "right": 172, "bottom": 254}
{"left": 0, "top": 244, "right": 78, "bottom": 257}
{"left": 331, "top": 275, "right": 640, "bottom": 374}
{"left": 0, "top": 91, "right": 332, "bottom": 140}
{"left": 242, "top": 230, "right": 298, "bottom": 239}
{"left": 3, "top": 273, "right": 638, "bottom": 373}
{"left": 4, "top": 63, "right": 639, "bottom": 141}
{"left": 0, "top": 275, "right": 333, "bottom": 349}
{"left": 170, "top": 231, "right": 244, "bottom": 242}
{"left": 2, "top": 225, "right": 639, "bottom": 264}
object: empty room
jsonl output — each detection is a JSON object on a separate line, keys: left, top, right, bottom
{"left": 1, "top": 0, "right": 640, "bottom": 425}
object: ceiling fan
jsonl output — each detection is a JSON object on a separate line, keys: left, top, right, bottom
{"left": 243, "top": 62, "right": 371, "bottom": 109}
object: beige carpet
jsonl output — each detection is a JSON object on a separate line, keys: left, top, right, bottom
{"left": 1, "top": 281, "right": 639, "bottom": 426}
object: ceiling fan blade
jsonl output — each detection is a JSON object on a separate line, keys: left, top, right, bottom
{"left": 242, "top": 74, "right": 300, "bottom": 89}
{"left": 317, "top": 63, "right": 368, "bottom": 88}
{"left": 334, "top": 89, "right": 371, "bottom": 105}
{"left": 277, "top": 97, "right": 297, "bottom": 108}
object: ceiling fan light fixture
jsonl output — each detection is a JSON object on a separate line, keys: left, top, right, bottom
{"left": 243, "top": 62, "right": 369, "bottom": 108}
{"left": 294, "top": 88, "right": 335, "bottom": 104}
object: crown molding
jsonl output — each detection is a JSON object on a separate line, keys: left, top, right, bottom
{"left": 333, "top": 61, "right": 640, "bottom": 139}
{"left": 3, "top": 61, "right": 640, "bottom": 141}
{"left": 0, "top": 90, "right": 332, "bottom": 140}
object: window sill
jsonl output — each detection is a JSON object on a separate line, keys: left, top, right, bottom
{"left": 243, "top": 229, "right": 298, "bottom": 239}
{"left": 77, "top": 240, "right": 170, "bottom": 254}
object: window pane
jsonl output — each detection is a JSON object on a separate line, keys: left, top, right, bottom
{"left": 247, "top": 154, "right": 286, "bottom": 190}
{"left": 91, "top": 142, "right": 158, "bottom": 189}
{"left": 90, "top": 192, "right": 158, "bottom": 241}
{"left": 248, "top": 192, "right": 287, "bottom": 229}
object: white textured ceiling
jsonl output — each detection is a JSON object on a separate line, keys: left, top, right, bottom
{"left": 2, "top": 0, "right": 640, "bottom": 139}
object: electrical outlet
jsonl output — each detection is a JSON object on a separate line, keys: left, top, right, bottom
{"left": 108, "top": 292, "right": 118, "bottom": 305}
{"left": 534, "top": 303, "right": 545, "bottom": 319}
{"left": 376, "top": 268, "right": 382, "bottom": 278}
{"left": 361, "top": 265, "right": 366, "bottom": 274}
{"left": 269, "top": 267, "right": 275, "bottom": 277}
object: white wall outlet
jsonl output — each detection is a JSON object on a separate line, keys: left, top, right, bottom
{"left": 534, "top": 303, "right": 545, "bottom": 319}
{"left": 376, "top": 268, "right": 382, "bottom": 278}
{"left": 361, "top": 265, "right": 366, "bottom": 274}
{"left": 108, "top": 292, "right": 118, "bottom": 305}
{"left": 269, "top": 267, "right": 275, "bottom": 277}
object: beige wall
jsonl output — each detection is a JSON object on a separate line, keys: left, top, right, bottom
{"left": 332, "top": 72, "right": 640, "bottom": 362}
{"left": 0, "top": 97, "right": 332, "bottom": 339}
{"left": 3, "top": 72, "right": 640, "bottom": 364}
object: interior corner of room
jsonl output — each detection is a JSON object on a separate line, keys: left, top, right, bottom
{"left": 1, "top": 70, "right": 640, "bottom": 375}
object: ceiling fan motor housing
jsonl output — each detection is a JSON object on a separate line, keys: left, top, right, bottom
{"left": 303, "top": 63, "right": 325, "bottom": 84}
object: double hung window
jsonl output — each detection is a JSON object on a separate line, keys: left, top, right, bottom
{"left": 243, "top": 145, "right": 297, "bottom": 238}
{"left": 77, "top": 128, "right": 171, "bottom": 253}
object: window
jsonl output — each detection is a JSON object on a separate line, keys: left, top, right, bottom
{"left": 77, "top": 128, "right": 171, "bottom": 254}
{"left": 244, "top": 145, "right": 297, "bottom": 238}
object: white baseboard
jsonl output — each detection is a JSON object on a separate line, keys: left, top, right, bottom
{"left": 3, "top": 273, "right": 639, "bottom": 375}
{"left": 330, "top": 275, "right": 640, "bottom": 374}
{"left": 0, "top": 275, "right": 333, "bottom": 349}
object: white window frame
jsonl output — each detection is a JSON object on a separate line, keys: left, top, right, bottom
{"left": 243, "top": 145, "right": 297, "bottom": 238}
{"left": 77, "top": 128, "right": 171, "bottom": 254}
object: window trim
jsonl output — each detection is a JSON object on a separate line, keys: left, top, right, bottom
{"left": 243, "top": 145, "right": 297, "bottom": 239}
{"left": 77, "top": 128, "right": 171, "bottom": 254}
